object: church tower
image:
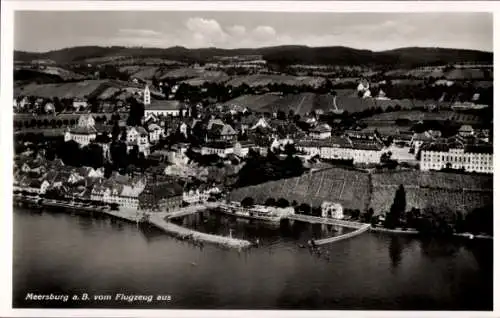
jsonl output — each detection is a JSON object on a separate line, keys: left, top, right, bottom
{"left": 144, "top": 85, "right": 151, "bottom": 105}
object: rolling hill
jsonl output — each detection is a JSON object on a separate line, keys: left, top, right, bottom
{"left": 14, "top": 45, "right": 493, "bottom": 67}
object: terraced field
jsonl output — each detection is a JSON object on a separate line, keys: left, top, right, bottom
{"left": 369, "top": 170, "right": 493, "bottom": 215}
{"left": 229, "top": 168, "right": 493, "bottom": 216}
{"left": 229, "top": 168, "right": 371, "bottom": 211}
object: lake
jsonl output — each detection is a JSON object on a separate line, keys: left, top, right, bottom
{"left": 13, "top": 207, "right": 493, "bottom": 310}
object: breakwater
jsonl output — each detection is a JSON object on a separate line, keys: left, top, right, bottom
{"left": 314, "top": 224, "right": 371, "bottom": 245}
{"left": 148, "top": 213, "right": 252, "bottom": 249}
{"left": 286, "top": 214, "right": 366, "bottom": 229}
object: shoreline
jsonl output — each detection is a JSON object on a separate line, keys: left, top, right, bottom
{"left": 13, "top": 195, "right": 493, "bottom": 244}
{"left": 13, "top": 195, "right": 253, "bottom": 249}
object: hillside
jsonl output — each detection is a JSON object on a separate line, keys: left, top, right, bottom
{"left": 228, "top": 167, "right": 493, "bottom": 215}
{"left": 229, "top": 168, "right": 372, "bottom": 211}
{"left": 14, "top": 45, "right": 493, "bottom": 67}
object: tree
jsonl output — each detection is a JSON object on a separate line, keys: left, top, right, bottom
{"left": 385, "top": 184, "right": 406, "bottom": 229}
{"left": 241, "top": 196, "right": 254, "bottom": 208}
{"left": 265, "top": 198, "right": 276, "bottom": 206}
{"left": 276, "top": 198, "right": 290, "bottom": 208}
{"left": 299, "top": 203, "right": 311, "bottom": 214}
{"left": 362, "top": 208, "right": 374, "bottom": 223}
{"left": 112, "top": 121, "right": 120, "bottom": 141}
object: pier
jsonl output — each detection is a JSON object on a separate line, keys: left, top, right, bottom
{"left": 286, "top": 214, "right": 366, "bottom": 229}
{"left": 148, "top": 213, "right": 252, "bottom": 249}
{"left": 286, "top": 214, "right": 371, "bottom": 245}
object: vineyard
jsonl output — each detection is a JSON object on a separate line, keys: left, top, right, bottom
{"left": 229, "top": 167, "right": 493, "bottom": 216}
{"left": 369, "top": 170, "right": 493, "bottom": 214}
{"left": 229, "top": 168, "right": 371, "bottom": 211}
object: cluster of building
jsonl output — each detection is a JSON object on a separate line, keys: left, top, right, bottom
{"left": 14, "top": 156, "right": 221, "bottom": 212}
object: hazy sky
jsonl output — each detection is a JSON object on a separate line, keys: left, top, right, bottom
{"left": 15, "top": 11, "right": 493, "bottom": 52}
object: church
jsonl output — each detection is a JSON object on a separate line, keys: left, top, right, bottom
{"left": 143, "top": 85, "right": 187, "bottom": 117}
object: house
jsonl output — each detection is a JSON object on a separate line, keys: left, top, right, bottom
{"left": 73, "top": 99, "right": 88, "bottom": 109}
{"left": 321, "top": 202, "right": 344, "bottom": 219}
{"left": 201, "top": 142, "right": 235, "bottom": 157}
{"left": 411, "top": 132, "right": 435, "bottom": 152}
{"left": 234, "top": 141, "right": 256, "bottom": 157}
{"left": 138, "top": 181, "right": 183, "bottom": 212}
{"left": 64, "top": 114, "right": 97, "bottom": 146}
{"left": 205, "top": 119, "right": 237, "bottom": 142}
{"left": 250, "top": 117, "right": 271, "bottom": 131}
{"left": 309, "top": 124, "right": 332, "bottom": 140}
{"left": 126, "top": 126, "right": 150, "bottom": 155}
{"left": 44, "top": 102, "right": 55, "bottom": 113}
{"left": 147, "top": 123, "right": 164, "bottom": 143}
{"left": 458, "top": 125, "right": 475, "bottom": 137}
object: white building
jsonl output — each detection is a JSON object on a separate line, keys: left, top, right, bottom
{"left": 321, "top": 202, "right": 344, "bottom": 219}
{"left": 73, "top": 99, "right": 88, "bottom": 109}
{"left": 296, "top": 136, "right": 384, "bottom": 164}
{"left": 64, "top": 114, "right": 97, "bottom": 146}
{"left": 309, "top": 124, "right": 332, "bottom": 139}
{"left": 126, "top": 126, "right": 150, "bottom": 156}
{"left": 147, "top": 123, "right": 164, "bottom": 143}
{"left": 201, "top": 142, "right": 235, "bottom": 157}
{"left": 234, "top": 141, "right": 256, "bottom": 157}
{"left": 420, "top": 139, "right": 493, "bottom": 173}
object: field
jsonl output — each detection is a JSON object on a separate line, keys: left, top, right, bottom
{"left": 229, "top": 168, "right": 371, "bottom": 211}
{"left": 158, "top": 68, "right": 228, "bottom": 80}
{"left": 14, "top": 80, "right": 110, "bottom": 99}
{"left": 383, "top": 68, "right": 491, "bottom": 81}
{"left": 14, "top": 66, "right": 86, "bottom": 81}
{"left": 224, "top": 91, "right": 436, "bottom": 115}
{"left": 226, "top": 75, "right": 327, "bottom": 88}
{"left": 361, "top": 110, "right": 482, "bottom": 125}
{"left": 119, "top": 66, "right": 160, "bottom": 79}
{"left": 180, "top": 74, "right": 231, "bottom": 86}
{"left": 14, "top": 79, "right": 156, "bottom": 100}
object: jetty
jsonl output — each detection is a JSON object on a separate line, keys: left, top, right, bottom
{"left": 286, "top": 214, "right": 370, "bottom": 245}
{"left": 286, "top": 214, "right": 365, "bottom": 229}
{"left": 148, "top": 213, "right": 252, "bottom": 249}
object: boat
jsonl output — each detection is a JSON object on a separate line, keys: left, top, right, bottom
{"left": 217, "top": 203, "right": 282, "bottom": 223}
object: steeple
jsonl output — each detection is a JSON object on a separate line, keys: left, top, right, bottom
{"left": 144, "top": 85, "right": 151, "bottom": 105}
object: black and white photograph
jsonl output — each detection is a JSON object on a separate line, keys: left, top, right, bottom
{"left": 1, "top": 1, "right": 496, "bottom": 316}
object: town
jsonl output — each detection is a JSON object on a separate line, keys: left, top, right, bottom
{"left": 13, "top": 47, "right": 493, "bottom": 240}
{"left": 8, "top": 8, "right": 496, "bottom": 312}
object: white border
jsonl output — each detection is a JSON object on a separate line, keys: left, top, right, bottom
{"left": 1, "top": 2, "right": 498, "bottom": 318}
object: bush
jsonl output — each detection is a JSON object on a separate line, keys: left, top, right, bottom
{"left": 276, "top": 198, "right": 290, "bottom": 208}
{"left": 241, "top": 196, "right": 254, "bottom": 208}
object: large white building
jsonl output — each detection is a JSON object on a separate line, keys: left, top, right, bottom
{"left": 296, "top": 136, "right": 384, "bottom": 164}
{"left": 64, "top": 114, "right": 97, "bottom": 146}
{"left": 419, "top": 138, "right": 493, "bottom": 173}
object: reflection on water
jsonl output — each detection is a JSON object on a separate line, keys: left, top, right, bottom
{"left": 171, "top": 210, "right": 355, "bottom": 245}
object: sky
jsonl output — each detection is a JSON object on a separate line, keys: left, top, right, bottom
{"left": 14, "top": 11, "right": 493, "bottom": 52}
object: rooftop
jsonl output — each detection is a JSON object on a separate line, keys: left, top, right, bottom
{"left": 146, "top": 100, "right": 183, "bottom": 111}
